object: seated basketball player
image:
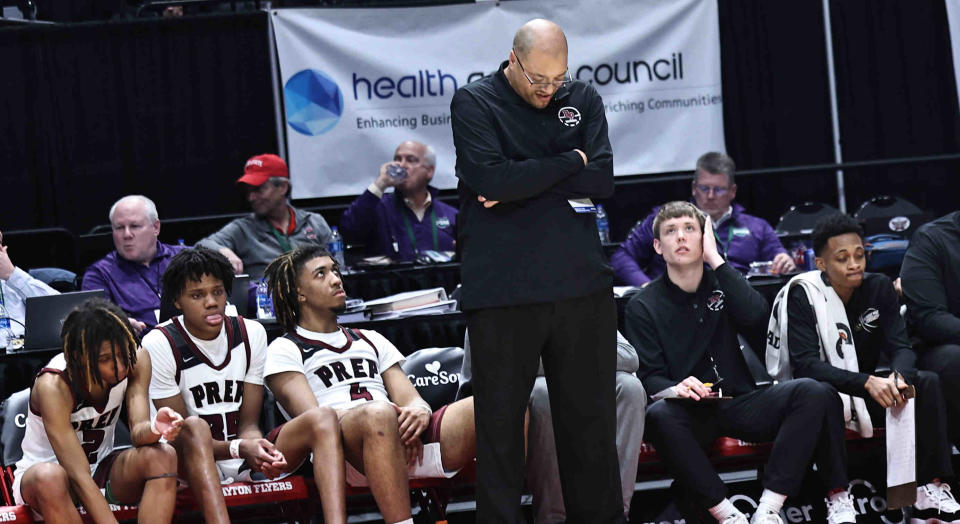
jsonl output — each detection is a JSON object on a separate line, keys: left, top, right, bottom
{"left": 262, "top": 245, "right": 476, "bottom": 524}
{"left": 12, "top": 298, "right": 181, "bottom": 523}
{"left": 141, "top": 247, "right": 347, "bottom": 524}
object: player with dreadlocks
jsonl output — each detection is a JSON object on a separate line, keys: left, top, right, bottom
{"left": 12, "top": 297, "right": 182, "bottom": 523}
{"left": 263, "top": 245, "right": 476, "bottom": 524}
{"left": 142, "top": 247, "right": 346, "bottom": 524}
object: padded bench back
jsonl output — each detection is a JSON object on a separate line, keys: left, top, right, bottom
{"left": 400, "top": 347, "right": 464, "bottom": 411}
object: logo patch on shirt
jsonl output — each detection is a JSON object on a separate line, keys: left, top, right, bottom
{"left": 706, "top": 290, "right": 725, "bottom": 311}
{"left": 731, "top": 227, "right": 751, "bottom": 237}
{"left": 888, "top": 216, "right": 910, "bottom": 232}
{"left": 436, "top": 216, "right": 451, "bottom": 229}
{"left": 558, "top": 106, "right": 581, "bottom": 127}
{"left": 857, "top": 308, "right": 880, "bottom": 333}
{"left": 835, "top": 322, "right": 853, "bottom": 358}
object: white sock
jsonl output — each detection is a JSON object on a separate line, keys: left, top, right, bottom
{"left": 709, "top": 498, "right": 741, "bottom": 522}
{"left": 829, "top": 489, "right": 850, "bottom": 502}
{"left": 391, "top": 519, "right": 414, "bottom": 524}
{"left": 756, "top": 489, "right": 787, "bottom": 515}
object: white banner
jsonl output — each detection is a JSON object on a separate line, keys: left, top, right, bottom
{"left": 272, "top": 0, "right": 725, "bottom": 200}
{"left": 946, "top": 0, "right": 960, "bottom": 113}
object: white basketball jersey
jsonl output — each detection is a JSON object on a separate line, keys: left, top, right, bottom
{"left": 153, "top": 316, "right": 251, "bottom": 441}
{"left": 278, "top": 327, "right": 400, "bottom": 414}
{"left": 15, "top": 353, "right": 127, "bottom": 476}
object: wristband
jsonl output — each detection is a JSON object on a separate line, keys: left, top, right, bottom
{"left": 410, "top": 399, "right": 433, "bottom": 417}
{"left": 150, "top": 414, "right": 161, "bottom": 436}
{"left": 229, "top": 439, "right": 242, "bottom": 460}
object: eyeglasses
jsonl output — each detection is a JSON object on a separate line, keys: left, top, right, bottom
{"left": 513, "top": 49, "right": 572, "bottom": 88}
{"left": 694, "top": 184, "right": 730, "bottom": 196}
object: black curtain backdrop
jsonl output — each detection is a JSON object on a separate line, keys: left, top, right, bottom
{"left": 716, "top": 0, "right": 838, "bottom": 224}
{"left": 830, "top": 0, "right": 960, "bottom": 215}
{"left": 1, "top": 3, "right": 959, "bottom": 241}
{"left": 0, "top": 12, "right": 276, "bottom": 233}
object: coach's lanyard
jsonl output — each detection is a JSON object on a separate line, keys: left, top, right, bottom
{"left": 270, "top": 228, "right": 293, "bottom": 253}
{"left": 400, "top": 205, "right": 438, "bottom": 254}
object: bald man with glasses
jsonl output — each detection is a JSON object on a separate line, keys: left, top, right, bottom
{"left": 612, "top": 152, "right": 794, "bottom": 287}
{"left": 451, "top": 18, "right": 623, "bottom": 523}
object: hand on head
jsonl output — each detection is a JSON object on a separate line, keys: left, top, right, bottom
{"left": 701, "top": 216, "right": 725, "bottom": 269}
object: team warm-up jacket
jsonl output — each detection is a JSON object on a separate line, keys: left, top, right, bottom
{"left": 450, "top": 61, "right": 614, "bottom": 310}
{"left": 902, "top": 211, "right": 960, "bottom": 348}
{"left": 786, "top": 272, "right": 916, "bottom": 395}
{"left": 624, "top": 263, "right": 768, "bottom": 398}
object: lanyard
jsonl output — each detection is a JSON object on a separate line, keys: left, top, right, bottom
{"left": 717, "top": 219, "right": 735, "bottom": 258}
{"left": 136, "top": 263, "right": 162, "bottom": 298}
{"left": 270, "top": 227, "right": 293, "bottom": 253}
{"left": 400, "top": 204, "right": 438, "bottom": 254}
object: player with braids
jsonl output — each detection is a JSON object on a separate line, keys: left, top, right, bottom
{"left": 12, "top": 297, "right": 184, "bottom": 523}
{"left": 61, "top": 298, "right": 139, "bottom": 394}
{"left": 263, "top": 245, "right": 476, "bottom": 524}
{"left": 264, "top": 244, "right": 334, "bottom": 333}
{"left": 143, "top": 247, "right": 347, "bottom": 524}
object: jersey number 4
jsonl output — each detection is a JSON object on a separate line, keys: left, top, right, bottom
{"left": 350, "top": 383, "right": 373, "bottom": 402}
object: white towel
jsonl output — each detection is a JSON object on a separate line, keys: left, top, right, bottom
{"left": 765, "top": 270, "right": 873, "bottom": 437}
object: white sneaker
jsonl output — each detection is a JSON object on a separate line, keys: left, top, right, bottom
{"left": 750, "top": 510, "right": 783, "bottom": 524}
{"left": 826, "top": 492, "right": 858, "bottom": 524}
{"left": 912, "top": 482, "right": 960, "bottom": 523}
{"left": 720, "top": 513, "right": 749, "bottom": 524}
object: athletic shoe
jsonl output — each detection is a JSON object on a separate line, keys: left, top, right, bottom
{"left": 826, "top": 491, "right": 858, "bottom": 523}
{"left": 749, "top": 510, "right": 783, "bottom": 524}
{"left": 911, "top": 482, "right": 960, "bottom": 523}
{"left": 720, "top": 512, "right": 749, "bottom": 524}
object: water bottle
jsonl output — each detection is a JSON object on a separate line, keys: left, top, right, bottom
{"left": 328, "top": 226, "right": 346, "bottom": 270}
{"left": 0, "top": 293, "right": 13, "bottom": 350}
{"left": 596, "top": 204, "right": 611, "bottom": 243}
{"left": 256, "top": 279, "right": 274, "bottom": 320}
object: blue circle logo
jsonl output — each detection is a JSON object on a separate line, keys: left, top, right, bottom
{"left": 284, "top": 69, "right": 344, "bottom": 136}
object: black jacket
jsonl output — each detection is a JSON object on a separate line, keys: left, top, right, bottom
{"left": 624, "top": 263, "right": 768, "bottom": 398}
{"left": 902, "top": 211, "right": 960, "bottom": 348}
{"left": 450, "top": 61, "right": 614, "bottom": 310}
{"left": 787, "top": 272, "right": 916, "bottom": 396}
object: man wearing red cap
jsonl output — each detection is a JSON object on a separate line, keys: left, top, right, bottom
{"left": 197, "top": 154, "right": 333, "bottom": 279}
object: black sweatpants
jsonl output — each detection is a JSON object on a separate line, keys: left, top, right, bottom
{"left": 645, "top": 378, "right": 849, "bottom": 509}
{"left": 864, "top": 370, "right": 954, "bottom": 483}
{"left": 917, "top": 343, "right": 960, "bottom": 451}
{"left": 466, "top": 288, "right": 623, "bottom": 524}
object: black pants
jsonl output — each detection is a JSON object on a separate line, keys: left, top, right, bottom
{"left": 917, "top": 343, "right": 960, "bottom": 451}
{"left": 645, "top": 378, "right": 849, "bottom": 509}
{"left": 863, "top": 370, "right": 955, "bottom": 483}
{"left": 466, "top": 288, "right": 623, "bottom": 524}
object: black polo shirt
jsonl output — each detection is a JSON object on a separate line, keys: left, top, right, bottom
{"left": 450, "top": 61, "right": 614, "bottom": 310}
{"left": 623, "top": 263, "right": 769, "bottom": 397}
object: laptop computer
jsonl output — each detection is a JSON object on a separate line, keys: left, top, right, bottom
{"left": 157, "top": 274, "right": 251, "bottom": 324}
{"left": 24, "top": 290, "right": 105, "bottom": 350}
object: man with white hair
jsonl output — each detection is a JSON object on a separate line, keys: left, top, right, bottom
{"left": 82, "top": 195, "right": 186, "bottom": 333}
{"left": 340, "top": 140, "right": 457, "bottom": 262}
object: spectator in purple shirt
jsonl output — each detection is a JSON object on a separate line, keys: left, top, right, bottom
{"left": 340, "top": 140, "right": 457, "bottom": 262}
{"left": 611, "top": 152, "right": 795, "bottom": 286}
{"left": 82, "top": 195, "right": 186, "bottom": 333}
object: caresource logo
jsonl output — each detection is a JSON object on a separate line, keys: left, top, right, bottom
{"left": 284, "top": 69, "right": 344, "bottom": 136}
